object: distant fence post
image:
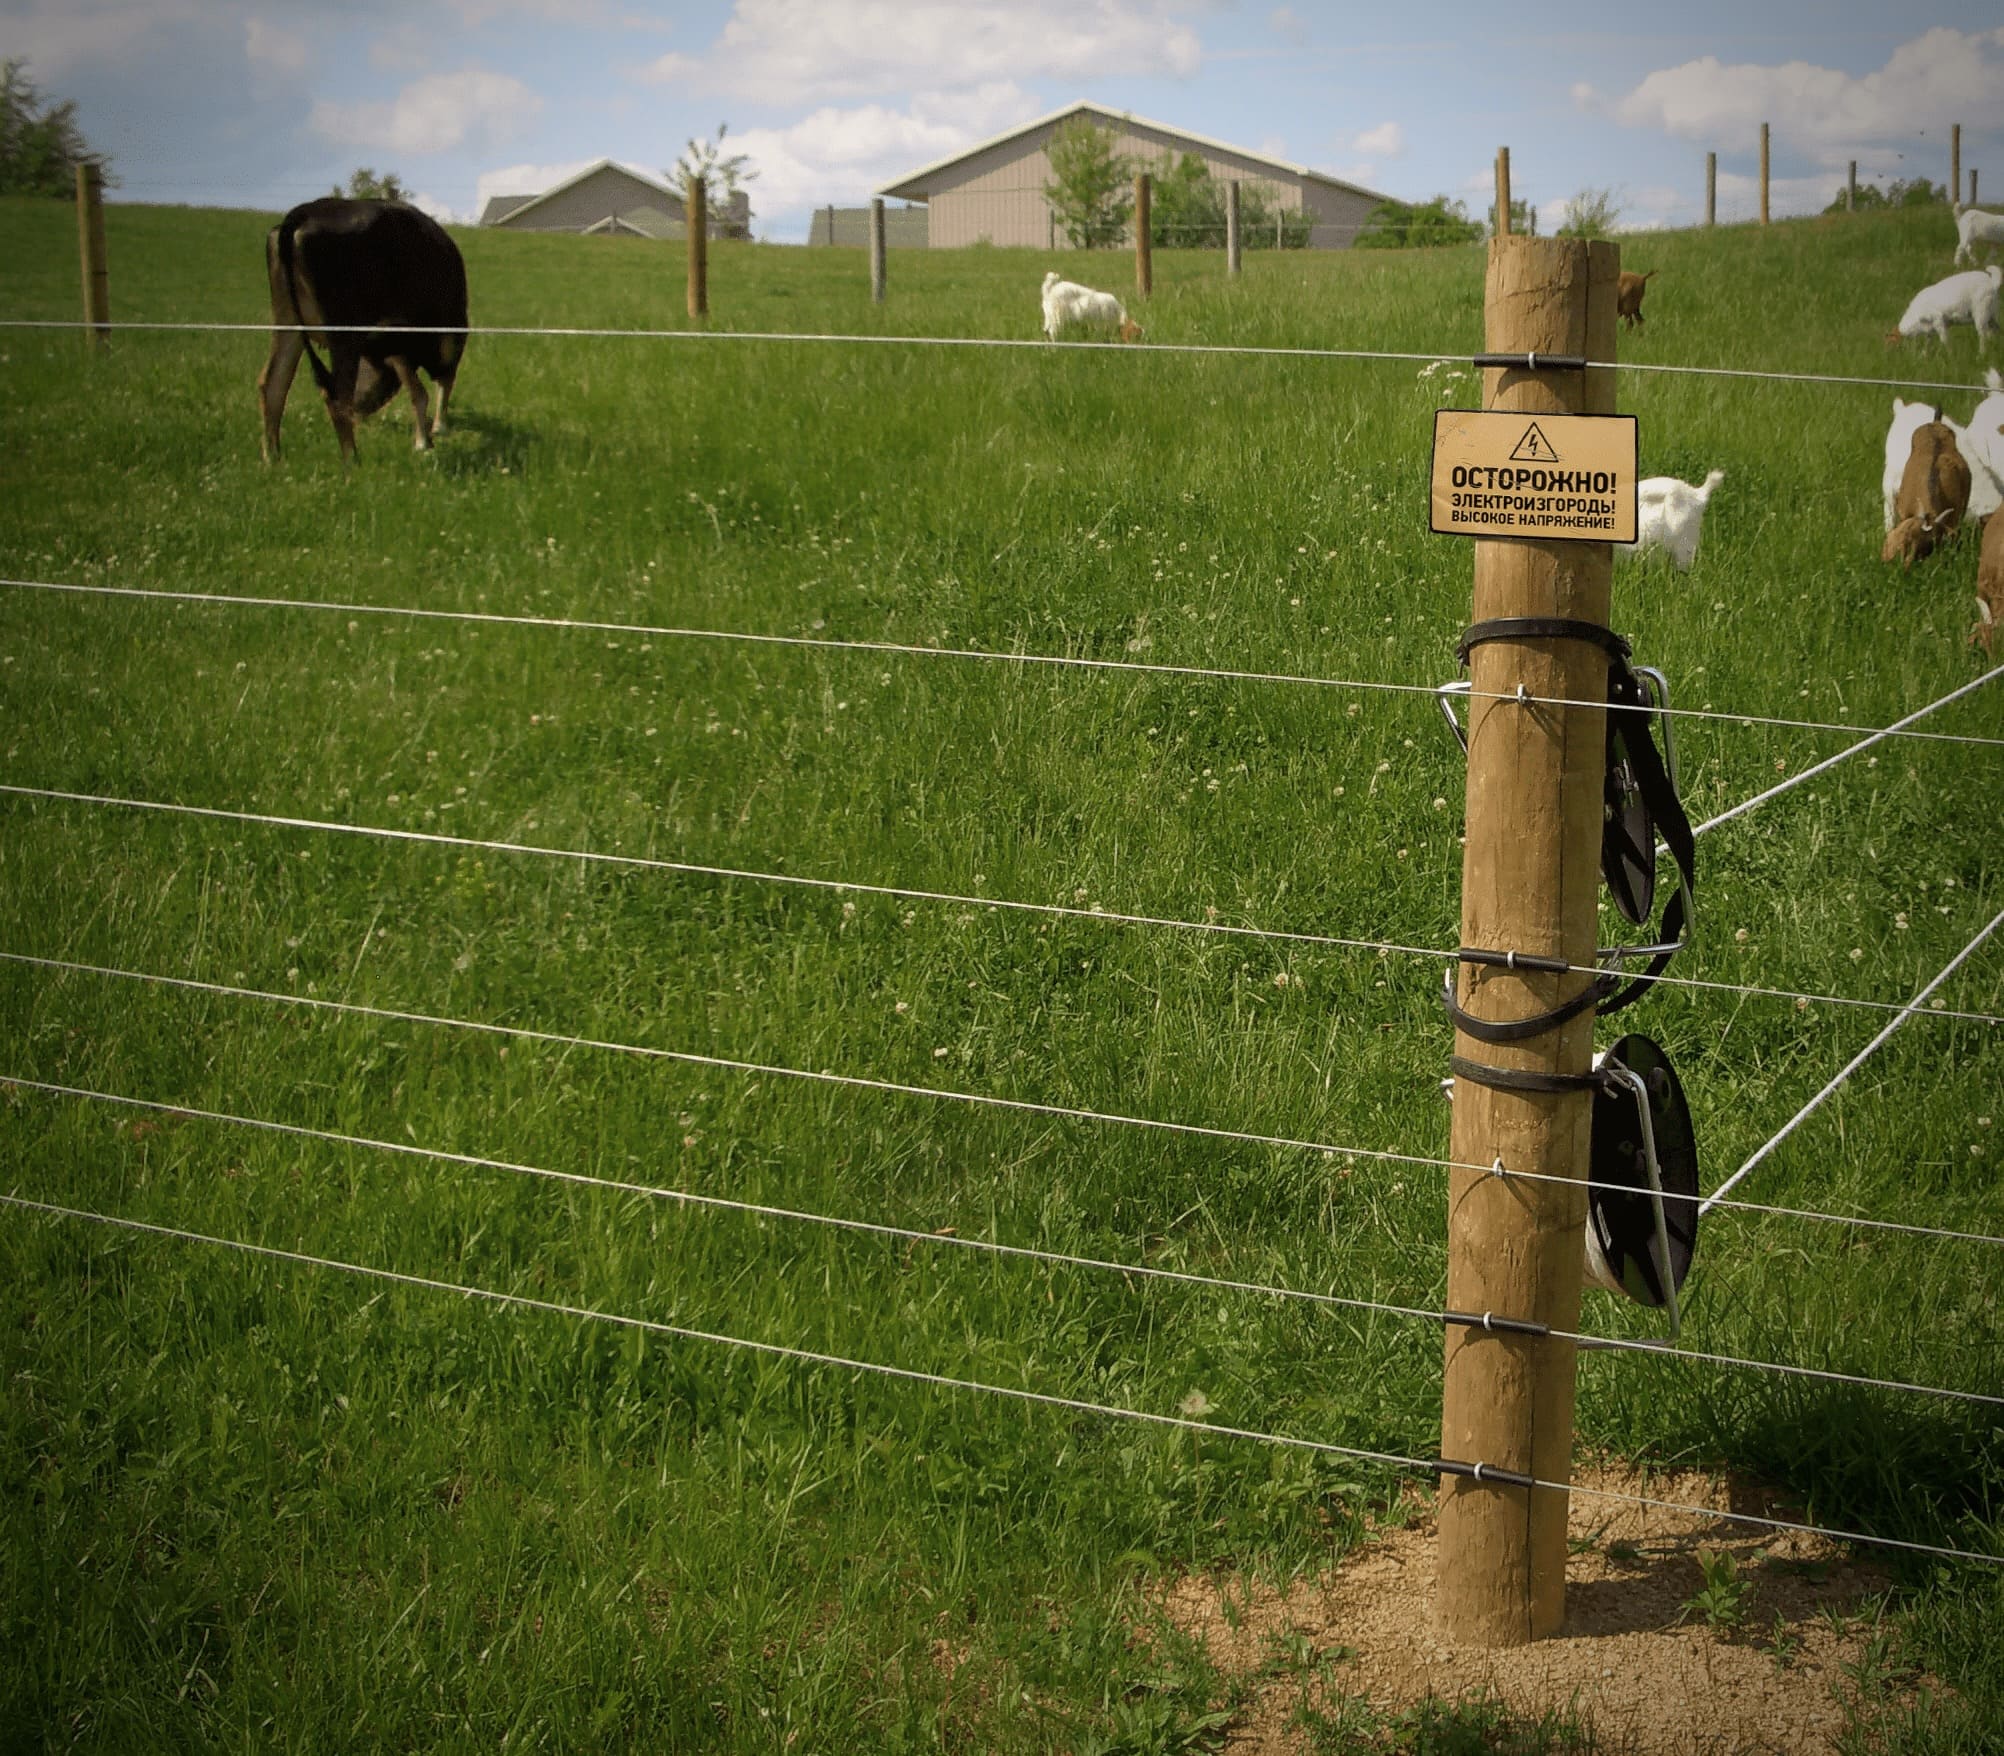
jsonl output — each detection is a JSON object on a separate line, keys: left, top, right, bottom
{"left": 1847, "top": 161, "right": 1856, "bottom": 212}
{"left": 76, "top": 162, "right": 110, "bottom": 349}
{"left": 1952, "top": 124, "right": 1961, "bottom": 209}
{"left": 1705, "top": 152, "right": 1716, "bottom": 227}
{"left": 1437, "top": 232, "right": 1617, "bottom": 1647}
{"left": 1134, "top": 172, "right": 1152, "bottom": 297}
{"left": 869, "top": 196, "right": 886, "bottom": 305}
{"left": 1972, "top": 169, "right": 1980, "bottom": 209}
{"left": 1226, "top": 180, "right": 1242, "bottom": 277}
{"left": 686, "top": 175, "right": 708, "bottom": 320}
{"left": 1759, "top": 123, "right": 1770, "bottom": 224}
{"left": 1495, "top": 146, "right": 1512, "bottom": 236}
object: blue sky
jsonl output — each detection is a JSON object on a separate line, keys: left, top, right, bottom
{"left": 7, "top": 1, "right": 2002, "bottom": 240}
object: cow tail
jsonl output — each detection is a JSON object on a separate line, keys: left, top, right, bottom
{"left": 278, "top": 219, "right": 334, "bottom": 396}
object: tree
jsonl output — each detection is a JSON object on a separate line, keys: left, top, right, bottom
{"left": 1043, "top": 118, "right": 1132, "bottom": 249}
{"left": 1825, "top": 176, "right": 1949, "bottom": 213}
{"left": 1555, "top": 187, "right": 1621, "bottom": 238}
{"left": 671, "top": 122, "right": 756, "bottom": 224}
{"left": 332, "top": 167, "right": 408, "bottom": 202}
{"left": 1145, "top": 151, "right": 1311, "bottom": 249}
{"left": 0, "top": 59, "right": 112, "bottom": 197}
{"left": 1485, "top": 196, "right": 1536, "bottom": 237}
{"left": 1354, "top": 195, "right": 1482, "bottom": 250}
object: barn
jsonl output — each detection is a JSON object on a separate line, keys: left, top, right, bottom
{"left": 478, "top": 159, "right": 751, "bottom": 239}
{"left": 876, "top": 102, "right": 1390, "bottom": 250}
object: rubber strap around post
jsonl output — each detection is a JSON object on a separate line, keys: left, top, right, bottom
{"left": 1440, "top": 968, "right": 1607, "bottom": 1043}
{"left": 1457, "top": 616, "right": 1631, "bottom": 669}
{"left": 1447, "top": 1055, "right": 1606, "bottom": 1096}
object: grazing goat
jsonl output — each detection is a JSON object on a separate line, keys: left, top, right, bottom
{"left": 1954, "top": 206, "right": 2004, "bottom": 268}
{"left": 1616, "top": 270, "right": 1657, "bottom": 331}
{"left": 1882, "top": 398, "right": 1967, "bottom": 530}
{"left": 1880, "top": 420, "right": 1971, "bottom": 569}
{"left": 1619, "top": 471, "right": 1724, "bottom": 571}
{"left": 1888, "top": 265, "right": 2001, "bottom": 347}
{"left": 1040, "top": 272, "right": 1143, "bottom": 343}
{"left": 1975, "top": 511, "right": 2004, "bottom": 656}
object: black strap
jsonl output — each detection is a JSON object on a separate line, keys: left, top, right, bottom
{"left": 1457, "top": 616, "right": 1631, "bottom": 668}
{"left": 1440, "top": 968, "right": 1606, "bottom": 1043}
{"left": 1448, "top": 1055, "right": 1607, "bottom": 1096}
{"left": 1596, "top": 661, "right": 1697, "bottom": 1017}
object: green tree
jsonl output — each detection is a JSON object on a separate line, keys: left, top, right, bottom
{"left": 1555, "top": 186, "right": 1621, "bottom": 239}
{"left": 0, "top": 59, "right": 112, "bottom": 197}
{"left": 1043, "top": 117, "right": 1132, "bottom": 249}
{"left": 1354, "top": 194, "right": 1482, "bottom": 250}
{"left": 1825, "top": 176, "right": 1949, "bottom": 213}
{"left": 331, "top": 167, "right": 408, "bottom": 202}
{"left": 1145, "top": 151, "right": 1310, "bottom": 249}
{"left": 1485, "top": 196, "right": 1536, "bottom": 236}
{"left": 672, "top": 123, "right": 756, "bottom": 217}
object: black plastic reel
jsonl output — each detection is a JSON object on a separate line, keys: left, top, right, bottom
{"left": 1584, "top": 1033, "right": 1699, "bottom": 1318}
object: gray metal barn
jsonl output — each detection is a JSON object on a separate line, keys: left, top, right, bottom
{"left": 479, "top": 160, "right": 751, "bottom": 239}
{"left": 876, "top": 102, "right": 1389, "bottom": 249}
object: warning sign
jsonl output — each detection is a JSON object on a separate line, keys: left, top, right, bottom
{"left": 1429, "top": 409, "right": 1638, "bottom": 543}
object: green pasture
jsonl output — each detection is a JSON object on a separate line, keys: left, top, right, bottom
{"left": 0, "top": 195, "right": 2000, "bottom": 1752}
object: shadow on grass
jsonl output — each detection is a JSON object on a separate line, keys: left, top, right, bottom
{"left": 429, "top": 407, "right": 540, "bottom": 477}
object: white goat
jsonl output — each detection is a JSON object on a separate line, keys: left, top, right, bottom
{"left": 1889, "top": 265, "right": 2001, "bottom": 346}
{"left": 1040, "top": 272, "right": 1143, "bottom": 343}
{"left": 1620, "top": 471, "right": 1724, "bottom": 571}
{"left": 1965, "top": 367, "right": 2004, "bottom": 522}
{"left": 1954, "top": 206, "right": 2004, "bottom": 268}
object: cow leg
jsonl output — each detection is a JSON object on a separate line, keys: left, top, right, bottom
{"left": 428, "top": 367, "right": 455, "bottom": 441}
{"left": 351, "top": 358, "right": 402, "bottom": 421}
{"left": 258, "top": 329, "right": 304, "bottom": 463}
{"left": 322, "top": 343, "right": 362, "bottom": 462}
{"left": 386, "top": 356, "right": 433, "bottom": 450}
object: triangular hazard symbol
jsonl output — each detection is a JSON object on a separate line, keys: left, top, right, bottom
{"left": 1509, "top": 422, "right": 1560, "bottom": 463}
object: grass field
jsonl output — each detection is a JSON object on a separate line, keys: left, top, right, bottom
{"left": 1, "top": 194, "right": 2001, "bottom": 1752}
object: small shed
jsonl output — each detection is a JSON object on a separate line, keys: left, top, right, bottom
{"left": 479, "top": 160, "right": 751, "bottom": 238}
{"left": 876, "top": 102, "right": 1389, "bottom": 250}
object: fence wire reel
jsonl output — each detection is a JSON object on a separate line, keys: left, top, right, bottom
{"left": 1437, "top": 615, "right": 1703, "bottom": 1319}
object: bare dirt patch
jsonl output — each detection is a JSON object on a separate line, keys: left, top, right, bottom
{"left": 1162, "top": 1463, "right": 1937, "bottom": 1754}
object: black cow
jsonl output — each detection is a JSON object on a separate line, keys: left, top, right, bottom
{"left": 258, "top": 198, "right": 469, "bottom": 462}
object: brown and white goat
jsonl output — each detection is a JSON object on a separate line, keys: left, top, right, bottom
{"left": 1616, "top": 270, "right": 1657, "bottom": 331}
{"left": 1881, "top": 419, "right": 1973, "bottom": 568}
{"left": 1975, "top": 513, "right": 2004, "bottom": 656}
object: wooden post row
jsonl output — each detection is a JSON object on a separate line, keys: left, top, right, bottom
{"left": 1226, "top": 180, "right": 1242, "bottom": 277}
{"left": 1759, "top": 123, "right": 1770, "bottom": 224}
{"left": 1952, "top": 124, "right": 1961, "bottom": 209}
{"left": 1495, "top": 147, "right": 1512, "bottom": 236}
{"left": 869, "top": 196, "right": 886, "bottom": 305}
{"left": 1847, "top": 161, "right": 1857, "bottom": 212}
{"left": 686, "top": 175, "right": 708, "bottom": 320}
{"left": 1134, "top": 172, "right": 1152, "bottom": 297}
{"left": 1437, "top": 235, "right": 1618, "bottom": 1647}
{"left": 76, "top": 161, "right": 110, "bottom": 348}
{"left": 1973, "top": 169, "right": 1980, "bottom": 209}
{"left": 1705, "top": 152, "right": 1716, "bottom": 227}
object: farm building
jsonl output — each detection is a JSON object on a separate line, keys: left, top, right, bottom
{"left": 876, "top": 102, "right": 1390, "bottom": 249}
{"left": 808, "top": 203, "right": 930, "bottom": 248}
{"left": 478, "top": 159, "right": 751, "bottom": 239}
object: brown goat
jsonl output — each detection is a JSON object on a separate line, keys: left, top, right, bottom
{"left": 1617, "top": 270, "right": 1657, "bottom": 330}
{"left": 1976, "top": 514, "right": 2004, "bottom": 656}
{"left": 1880, "top": 420, "right": 1972, "bottom": 568}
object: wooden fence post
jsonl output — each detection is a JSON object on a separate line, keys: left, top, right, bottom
{"left": 1759, "top": 123, "right": 1770, "bottom": 224}
{"left": 1134, "top": 172, "right": 1152, "bottom": 297}
{"left": 1226, "top": 180, "right": 1242, "bottom": 278}
{"left": 1972, "top": 169, "right": 1980, "bottom": 209}
{"left": 1847, "top": 161, "right": 1857, "bottom": 212}
{"left": 869, "top": 196, "right": 886, "bottom": 305}
{"left": 686, "top": 175, "right": 708, "bottom": 320}
{"left": 1705, "top": 152, "right": 1716, "bottom": 227}
{"left": 76, "top": 162, "right": 110, "bottom": 349}
{"left": 1495, "top": 147, "right": 1512, "bottom": 236}
{"left": 1437, "top": 233, "right": 1618, "bottom": 1648}
{"left": 1952, "top": 124, "right": 1961, "bottom": 209}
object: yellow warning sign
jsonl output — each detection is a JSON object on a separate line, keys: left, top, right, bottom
{"left": 1429, "top": 409, "right": 1638, "bottom": 543}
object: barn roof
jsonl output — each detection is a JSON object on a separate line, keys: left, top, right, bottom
{"left": 876, "top": 102, "right": 1391, "bottom": 204}
{"left": 483, "top": 159, "right": 681, "bottom": 227}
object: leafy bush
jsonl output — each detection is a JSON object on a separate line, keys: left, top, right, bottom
{"left": 1044, "top": 119, "right": 1133, "bottom": 249}
{"left": 1146, "top": 151, "right": 1310, "bottom": 249}
{"left": 1826, "top": 176, "right": 1951, "bottom": 213}
{"left": 0, "top": 59, "right": 111, "bottom": 196}
{"left": 1354, "top": 195, "right": 1482, "bottom": 250}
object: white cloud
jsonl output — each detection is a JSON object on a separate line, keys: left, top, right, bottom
{"left": 244, "top": 18, "right": 307, "bottom": 73}
{"left": 1351, "top": 120, "right": 1404, "bottom": 159}
{"left": 1268, "top": 7, "right": 1308, "bottom": 48}
{"left": 407, "top": 189, "right": 463, "bottom": 225}
{"left": 638, "top": 0, "right": 1205, "bottom": 105}
{"left": 728, "top": 83, "right": 1043, "bottom": 220}
{"left": 474, "top": 158, "right": 605, "bottom": 214}
{"left": 310, "top": 69, "right": 541, "bottom": 156}
{"left": 1578, "top": 27, "right": 2004, "bottom": 167}
{"left": 3, "top": 0, "right": 203, "bottom": 78}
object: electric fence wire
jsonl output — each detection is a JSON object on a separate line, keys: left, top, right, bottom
{"left": 1702, "top": 904, "right": 2004, "bottom": 1216}
{"left": 6, "top": 1070, "right": 2000, "bottom": 1407}
{"left": 0, "top": 319, "right": 1996, "bottom": 398}
{"left": 6, "top": 578, "right": 2000, "bottom": 754}
{"left": 3, "top": 1190, "right": 1998, "bottom": 1568}
{"left": 5, "top": 782, "right": 2001, "bottom": 1032}
{"left": 7, "top": 949, "right": 2004, "bottom": 1251}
